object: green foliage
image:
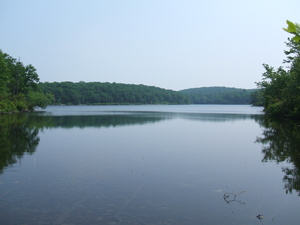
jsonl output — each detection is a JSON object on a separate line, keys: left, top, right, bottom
{"left": 39, "top": 81, "right": 190, "bottom": 105}
{"left": 27, "top": 91, "right": 54, "bottom": 110}
{"left": 0, "top": 99, "right": 18, "bottom": 113}
{"left": 250, "top": 89, "right": 264, "bottom": 106}
{"left": 283, "top": 20, "right": 300, "bottom": 43}
{"left": 0, "top": 50, "right": 53, "bottom": 113}
{"left": 180, "top": 87, "right": 255, "bottom": 104}
{"left": 256, "top": 34, "right": 300, "bottom": 119}
{"left": 0, "top": 51, "right": 9, "bottom": 97}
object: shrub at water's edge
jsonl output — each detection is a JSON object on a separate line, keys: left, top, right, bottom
{"left": 0, "top": 50, "right": 54, "bottom": 113}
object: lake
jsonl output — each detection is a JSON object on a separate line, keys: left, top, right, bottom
{"left": 1, "top": 105, "right": 300, "bottom": 225}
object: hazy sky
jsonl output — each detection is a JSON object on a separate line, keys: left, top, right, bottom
{"left": 1, "top": 0, "right": 299, "bottom": 90}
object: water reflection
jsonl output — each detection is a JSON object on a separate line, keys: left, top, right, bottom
{"left": 39, "top": 114, "right": 167, "bottom": 129}
{"left": 2, "top": 106, "right": 300, "bottom": 224}
{"left": 2, "top": 109, "right": 300, "bottom": 198}
{"left": 0, "top": 113, "right": 166, "bottom": 173}
{"left": 256, "top": 118, "right": 300, "bottom": 195}
{"left": 0, "top": 110, "right": 261, "bottom": 173}
{"left": 0, "top": 114, "right": 40, "bottom": 173}
{"left": 173, "top": 112, "right": 261, "bottom": 122}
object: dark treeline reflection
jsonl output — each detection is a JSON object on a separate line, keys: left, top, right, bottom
{"left": 0, "top": 114, "right": 40, "bottom": 173}
{"left": 0, "top": 113, "right": 167, "bottom": 172}
{"left": 175, "top": 112, "right": 261, "bottom": 122}
{"left": 256, "top": 118, "right": 300, "bottom": 195}
{"left": 0, "top": 111, "right": 262, "bottom": 173}
{"left": 3, "top": 110, "right": 300, "bottom": 196}
{"left": 36, "top": 111, "right": 263, "bottom": 128}
{"left": 40, "top": 114, "right": 167, "bottom": 129}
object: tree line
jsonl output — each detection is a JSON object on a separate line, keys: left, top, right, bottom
{"left": 0, "top": 50, "right": 53, "bottom": 113}
{"left": 180, "top": 87, "right": 255, "bottom": 104}
{"left": 39, "top": 81, "right": 190, "bottom": 105}
{"left": 39, "top": 82, "right": 257, "bottom": 105}
{"left": 253, "top": 21, "right": 300, "bottom": 119}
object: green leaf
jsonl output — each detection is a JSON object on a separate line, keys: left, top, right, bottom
{"left": 283, "top": 20, "right": 297, "bottom": 34}
{"left": 296, "top": 23, "right": 300, "bottom": 34}
{"left": 292, "top": 35, "right": 300, "bottom": 43}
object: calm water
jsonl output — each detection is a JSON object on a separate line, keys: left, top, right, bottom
{"left": 0, "top": 105, "right": 300, "bottom": 225}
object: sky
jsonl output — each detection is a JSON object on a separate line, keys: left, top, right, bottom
{"left": 0, "top": 0, "right": 299, "bottom": 91}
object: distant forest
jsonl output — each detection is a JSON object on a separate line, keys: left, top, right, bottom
{"left": 39, "top": 82, "right": 190, "bottom": 105}
{"left": 39, "top": 82, "right": 256, "bottom": 105}
{"left": 179, "top": 87, "right": 256, "bottom": 104}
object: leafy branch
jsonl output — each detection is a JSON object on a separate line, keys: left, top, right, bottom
{"left": 283, "top": 20, "right": 300, "bottom": 43}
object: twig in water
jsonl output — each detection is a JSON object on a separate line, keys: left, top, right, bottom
{"left": 223, "top": 191, "right": 245, "bottom": 205}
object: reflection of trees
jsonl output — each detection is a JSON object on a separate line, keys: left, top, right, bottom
{"left": 46, "top": 113, "right": 262, "bottom": 127}
{"left": 176, "top": 113, "right": 262, "bottom": 122}
{"left": 0, "top": 113, "right": 166, "bottom": 172}
{"left": 0, "top": 111, "right": 265, "bottom": 174}
{"left": 43, "top": 114, "right": 166, "bottom": 129}
{"left": 256, "top": 118, "right": 300, "bottom": 195}
{"left": 0, "top": 114, "right": 40, "bottom": 173}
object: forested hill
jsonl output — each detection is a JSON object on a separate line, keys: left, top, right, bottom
{"left": 39, "top": 82, "right": 190, "bottom": 105}
{"left": 39, "top": 82, "right": 257, "bottom": 105}
{"left": 180, "top": 87, "right": 256, "bottom": 104}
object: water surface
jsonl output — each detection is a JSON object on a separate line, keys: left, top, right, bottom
{"left": 1, "top": 105, "right": 299, "bottom": 225}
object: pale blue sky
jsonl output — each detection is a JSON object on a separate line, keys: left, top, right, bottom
{"left": 0, "top": 0, "right": 299, "bottom": 90}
